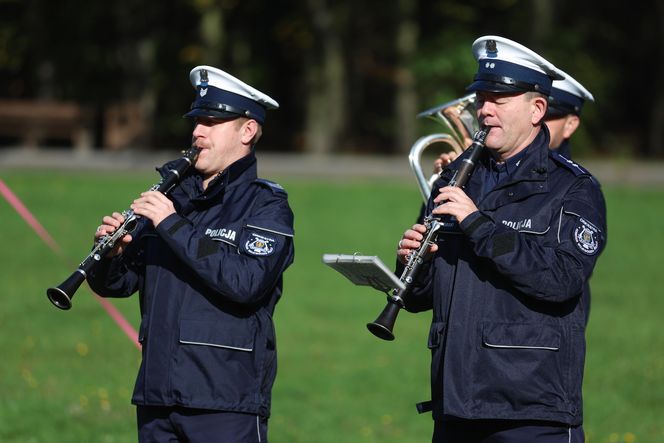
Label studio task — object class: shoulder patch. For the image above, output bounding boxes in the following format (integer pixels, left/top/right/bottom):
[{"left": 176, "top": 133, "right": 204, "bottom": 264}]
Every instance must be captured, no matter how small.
[
  {"left": 254, "top": 178, "right": 288, "bottom": 196},
  {"left": 549, "top": 151, "right": 591, "bottom": 177},
  {"left": 244, "top": 231, "right": 277, "bottom": 256},
  {"left": 572, "top": 217, "right": 601, "bottom": 255}
]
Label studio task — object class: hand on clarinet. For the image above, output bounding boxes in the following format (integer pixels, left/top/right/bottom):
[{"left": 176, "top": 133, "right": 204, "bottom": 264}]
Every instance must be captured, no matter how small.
[
  {"left": 95, "top": 212, "right": 132, "bottom": 257},
  {"left": 397, "top": 224, "right": 439, "bottom": 264},
  {"left": 432, "top": 186, "right": 478, "bottom": 223},
  {"left": 130, "top": 191, "right": 176, "bottom": 227}
]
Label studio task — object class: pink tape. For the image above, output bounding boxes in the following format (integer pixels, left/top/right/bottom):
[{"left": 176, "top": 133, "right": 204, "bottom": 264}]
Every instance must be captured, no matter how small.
[
  {"left": 0, "top": 178, "right": 63, "bottom": 257},
  {"left": 0, "top": 178, "right": 140, "bottom": 350},
  {"left": 93, "top": 294, "right": 140, "bottom": 347}
]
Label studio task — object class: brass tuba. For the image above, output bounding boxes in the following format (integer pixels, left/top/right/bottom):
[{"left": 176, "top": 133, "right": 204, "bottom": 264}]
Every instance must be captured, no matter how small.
[{"left": 409, "top": 93, "right": 478, "bottom": 202}]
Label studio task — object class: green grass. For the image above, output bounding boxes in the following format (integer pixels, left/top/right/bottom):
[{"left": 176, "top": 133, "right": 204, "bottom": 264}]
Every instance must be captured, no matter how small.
[{"left": 1, "top": 170, "right": 663, "bottom": 443}]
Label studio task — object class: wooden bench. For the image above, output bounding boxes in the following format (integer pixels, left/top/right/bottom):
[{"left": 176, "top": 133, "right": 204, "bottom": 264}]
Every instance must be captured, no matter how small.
[{"left": 0, "top": 99, "right": 93, "bottom": 150}]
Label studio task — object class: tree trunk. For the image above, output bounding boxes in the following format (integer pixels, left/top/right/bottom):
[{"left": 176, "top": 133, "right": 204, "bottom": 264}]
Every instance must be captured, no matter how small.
[
  {"left": 199, "top": 3, "right": 225, "bottom": 67},
  {"left": 304, "top": 0, "right": 347, "bottom": 154},
  {"left": 530, "top": 0, "right": 553, "bottom": 47},
  {"left": 394, "top": 0, "right": 419, "bottom": 154}
]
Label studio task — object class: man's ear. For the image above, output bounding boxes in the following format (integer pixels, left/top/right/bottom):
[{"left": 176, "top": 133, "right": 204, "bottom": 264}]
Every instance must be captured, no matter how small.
[
  {"left": 563, "top": 115, "right": 581, "bottom": 139},
  {"left": 531, "top": 95, "right": 548, "bottom": 125},
  {"left": 240, "top": 119, "right": 259, "bottom": 145}
]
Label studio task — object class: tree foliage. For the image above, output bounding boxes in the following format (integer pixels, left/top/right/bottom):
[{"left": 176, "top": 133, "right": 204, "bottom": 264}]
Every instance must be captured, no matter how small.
[{"left": 0, "top": 0, "right": 661, "bottom": 157}]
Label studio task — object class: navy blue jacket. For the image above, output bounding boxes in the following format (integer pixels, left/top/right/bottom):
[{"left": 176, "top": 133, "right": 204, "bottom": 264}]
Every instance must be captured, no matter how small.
[
  {"left": 406, "top": 127, "right": 606, "bottom": 425},
  {"left": 88, "top": 152, "right": 295, "bottom": 418}
]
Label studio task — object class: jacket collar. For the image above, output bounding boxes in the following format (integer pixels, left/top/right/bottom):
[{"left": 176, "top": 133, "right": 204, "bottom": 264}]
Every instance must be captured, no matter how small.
[
  {"left": 488, "top": 125, "right": 550, "bottom": 185},
  {"left": 196, "top": 151, "right": 257, "bottom": 202},
  {"left": 469, "top": 125, "right": 551, "bottom": 209},
  {"left": 163, "top": 151, "right": 257, "bottom": 206},
  {"left": 205, "top": 151, "right": 257, "bottom": 192}
]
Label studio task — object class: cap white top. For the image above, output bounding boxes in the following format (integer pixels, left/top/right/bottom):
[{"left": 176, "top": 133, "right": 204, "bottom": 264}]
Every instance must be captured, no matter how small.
[
  {"left": 551, "top": 67, "right": 594, "bottom": 102},
  {"left": 189, "top": 65, "right": 279, "bottom": 110},
  {"left": 472, "top": 35, "right": 562, "bottom": 79}
]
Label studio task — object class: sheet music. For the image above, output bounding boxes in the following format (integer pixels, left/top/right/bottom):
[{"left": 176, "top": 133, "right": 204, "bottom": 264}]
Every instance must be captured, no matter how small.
[{"left": 322, "top": 254, "right": 405, "bottom": 292}]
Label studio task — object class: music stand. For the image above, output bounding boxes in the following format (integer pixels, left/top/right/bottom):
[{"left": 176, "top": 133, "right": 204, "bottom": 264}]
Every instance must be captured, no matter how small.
[{"left": 322, "top": 254, "right": 405, "bottom": 293}]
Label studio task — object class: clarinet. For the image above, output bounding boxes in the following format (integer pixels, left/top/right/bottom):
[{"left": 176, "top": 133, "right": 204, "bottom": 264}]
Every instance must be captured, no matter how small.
[
  {"left": 366, "top": 127, "right": 488, "bottom": 340},
  {"left": 46, "top": 145, "right": 202, "bottom": 310}
]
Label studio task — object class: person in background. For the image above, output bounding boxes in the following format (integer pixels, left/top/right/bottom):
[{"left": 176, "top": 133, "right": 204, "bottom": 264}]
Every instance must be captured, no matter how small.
[
  {"left": 396, "top": 35, "right": 606, "bottom": 442},
  {"left": 88, "top": 65, "right": 295, "bottom": 443},
  {"left": 544, "top": 69, "right": 594, "bottom": 157}
]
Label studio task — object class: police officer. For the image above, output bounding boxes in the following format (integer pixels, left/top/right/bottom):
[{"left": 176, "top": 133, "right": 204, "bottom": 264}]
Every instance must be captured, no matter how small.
[
  {"left": 397, "top": 36, "right": 606, "bottom": 442},
  {"left": 545, "top": 69, "right": 595, "bottom": 157},
  {"left": 88, "top": 66, "right": 295, "bottom": 443}
]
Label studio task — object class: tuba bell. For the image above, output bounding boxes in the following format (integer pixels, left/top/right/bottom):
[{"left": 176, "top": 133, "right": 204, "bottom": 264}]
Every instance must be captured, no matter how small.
[{"left": 409, "top": 93, "right": 478, "bottom": 202}]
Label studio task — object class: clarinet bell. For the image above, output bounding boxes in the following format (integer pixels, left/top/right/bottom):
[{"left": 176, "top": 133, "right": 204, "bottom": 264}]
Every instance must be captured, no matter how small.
[
  {"left": 366, "top": 302, "right": 402, "bottom": 341},
  {"left": 47, "top": 269, "right": 87, "bottom": 310}
]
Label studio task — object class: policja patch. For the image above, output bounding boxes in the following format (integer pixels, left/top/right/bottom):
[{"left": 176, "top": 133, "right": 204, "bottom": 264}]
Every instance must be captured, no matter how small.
[
  {"left": 245, "top": 232, "right": 276, "bottom": 256},
  {"left": 573, "top": 217, "right": 600, "bottom": 255}
]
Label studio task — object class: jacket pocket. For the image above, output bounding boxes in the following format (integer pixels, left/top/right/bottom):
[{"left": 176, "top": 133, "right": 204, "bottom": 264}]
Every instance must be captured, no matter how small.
[
  {"left": 138, "top": 319, "right": 147, "bottom": 344},
  {"left": 482, "top": 322, "right": 560, "bottom": 351},
  {"left": 174, "top": 318, "right": 258, "bottom": 408},
  {"left": 179, "top": 319, "right": 254, "bottom": 352},
  {"left": 428, "top": 321, "right": 446, "bottom": 349},
  {"left": 475, "top": 322, "right": 568, "bottom": 413},
  {"left": 427, "top": 321, "right": 446, "bottom": 417}
]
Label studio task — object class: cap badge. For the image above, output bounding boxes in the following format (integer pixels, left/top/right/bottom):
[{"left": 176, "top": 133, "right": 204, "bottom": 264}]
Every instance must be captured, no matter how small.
[
  {"left": 200, "top": 69, "right": 209, "bottom": 84},
  {"left": 486, "top": 39, "right": 498, "bottom": 57},
  {"left": 198, "top": 69, "right": 209, "bottom": 97}
]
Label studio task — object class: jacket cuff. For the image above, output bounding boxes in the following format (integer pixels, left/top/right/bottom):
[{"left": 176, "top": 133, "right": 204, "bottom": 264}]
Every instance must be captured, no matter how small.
[
  {"left": 157, "top": 213, "right": 191, "bottom": 236},
  {"left": 459, "top": 211, "right": 491, "bottom": 237}
]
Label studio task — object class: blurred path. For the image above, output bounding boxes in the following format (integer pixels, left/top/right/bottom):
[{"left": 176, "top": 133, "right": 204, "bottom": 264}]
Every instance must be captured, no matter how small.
[{"left": 1, "top": 147, "right": 663, "bottom": 186}]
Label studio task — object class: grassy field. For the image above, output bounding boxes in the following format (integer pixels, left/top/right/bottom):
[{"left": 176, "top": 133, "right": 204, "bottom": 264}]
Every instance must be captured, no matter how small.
[{"left": 1, "top": 169, "right": 663, "bottom": 443}]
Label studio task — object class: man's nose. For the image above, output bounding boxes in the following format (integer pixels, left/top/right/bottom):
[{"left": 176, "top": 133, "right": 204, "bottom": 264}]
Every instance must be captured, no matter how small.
[
  {"left": 476, "top": 100, "right": 495, "bottom": 117},
  {"left": 192, "top": 123, "right": 205, "bottom": 137}
]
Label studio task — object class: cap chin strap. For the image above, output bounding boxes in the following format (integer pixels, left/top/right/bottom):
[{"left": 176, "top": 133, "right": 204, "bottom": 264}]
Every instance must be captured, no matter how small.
[
  {"left": 190, "top": 100, "right": 253, "bottom": 119},
  {"left": 473, "top": 73, "right": 547, "bottom": 94}
]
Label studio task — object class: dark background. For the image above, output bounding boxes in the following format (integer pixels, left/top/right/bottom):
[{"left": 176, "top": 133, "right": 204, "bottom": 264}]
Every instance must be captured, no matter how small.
[{"left": 1, "top": 0, "right": 661, "bottom": 158}]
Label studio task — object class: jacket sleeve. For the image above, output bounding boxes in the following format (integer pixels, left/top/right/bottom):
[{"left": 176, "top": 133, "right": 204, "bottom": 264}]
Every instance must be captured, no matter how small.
[
  {"left": 459, "top": 176, "right": 606, "bottom": 303},
  {"left": 154, "top": 189, "right": 295, "bottom": 306},
  {"left": 401, "top": 260, "right": 435, "bottom": 312},
  {"left": 86, "top": 239, "right": 144, "bottom": 298}
]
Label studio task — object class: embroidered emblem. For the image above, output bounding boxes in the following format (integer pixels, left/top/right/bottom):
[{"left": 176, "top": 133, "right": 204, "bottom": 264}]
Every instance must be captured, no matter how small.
[
  {"left": 200, "top": 87, "right": 208, "bottom": 97},
  {"left": 245, "top": 233, "right": 275, "bottom": 256},
  {"left": 573, "top": 218, "right": 600, "bottom": 255}
]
